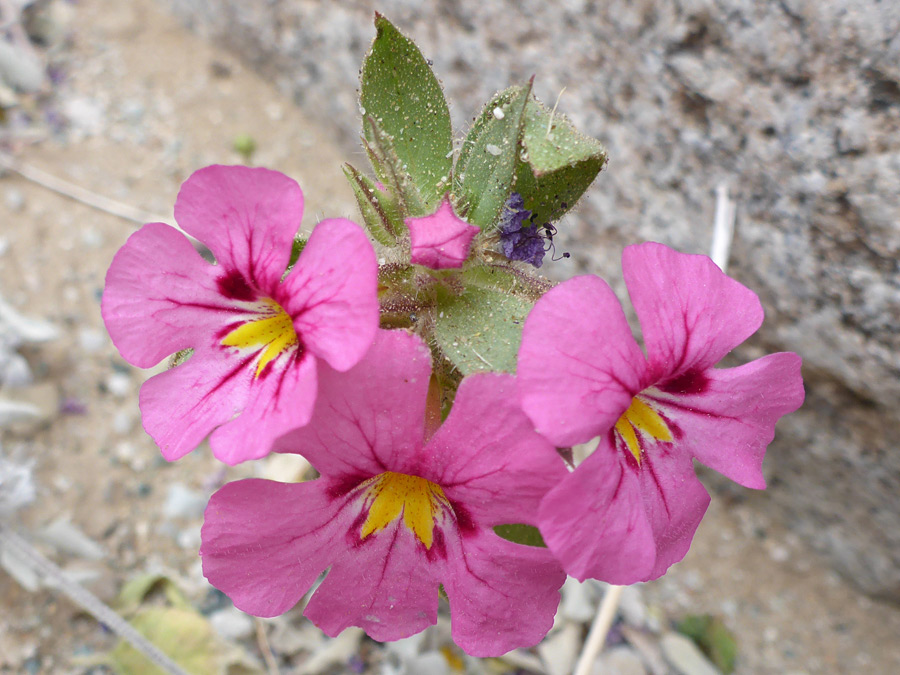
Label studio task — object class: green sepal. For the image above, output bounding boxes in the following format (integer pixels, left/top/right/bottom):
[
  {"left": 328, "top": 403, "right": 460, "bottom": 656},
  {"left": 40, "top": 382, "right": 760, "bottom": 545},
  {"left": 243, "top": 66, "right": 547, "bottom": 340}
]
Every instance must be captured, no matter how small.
[
  {"left": 493, "top": 524, "right": 547, "bottom": 547},
  {"left": 287, "top": 236, "right": 307, "bottom": 270},
  {"left": 514, "top": 96, "right": 608, "bottom": 224},
  {"left": 433, "top": 284, "right": 533, "bottom": 375},
  {"left": 462, "top": 262, "right": 552, "bottom": 302},
  {"left": 453, "top": 82, "right": 532, "bottom": 230},
  {"left": 363, "top": 115, "right": 427, "bottom": 217},
  {"left": 360, "top": 14, "right": 453, "bottom": 209},
  {"left": 343, "top": 163, "right": 402, "bottom": 247}
]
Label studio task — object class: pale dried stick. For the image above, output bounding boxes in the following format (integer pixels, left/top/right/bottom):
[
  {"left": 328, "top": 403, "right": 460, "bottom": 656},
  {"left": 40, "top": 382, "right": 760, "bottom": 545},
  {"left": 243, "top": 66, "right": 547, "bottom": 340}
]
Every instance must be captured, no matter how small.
[
  {"left": 255, "top": 618, "right": 280, "bottom": 675},
  {"left": 0, "top": 524, "right": 190, "bottom": 675},
  {"left": 711, "top": 181, "right": 736, "bottom": 273},
  {"left": 572, "top": 584, "right": 624, "bottom": 675},
  {"left": 0, "top": 152, "right": 171, "bottom": 226}
]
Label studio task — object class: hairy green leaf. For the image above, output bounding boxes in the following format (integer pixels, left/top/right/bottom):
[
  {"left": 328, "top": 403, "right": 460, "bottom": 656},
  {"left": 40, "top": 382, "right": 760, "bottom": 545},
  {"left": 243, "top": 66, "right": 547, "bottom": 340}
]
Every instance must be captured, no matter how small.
[
  {"left": 434, "top": 285, "right": 533, "bottom": 375},
  {"left": 454, "top": 83, "right": 531, "bottom": 230},
  {"left": 360, "top": 14, "right": 452, "bottom": 209},
  {"left": 514, "top": 96, "right": 608, "bottom": 224}
]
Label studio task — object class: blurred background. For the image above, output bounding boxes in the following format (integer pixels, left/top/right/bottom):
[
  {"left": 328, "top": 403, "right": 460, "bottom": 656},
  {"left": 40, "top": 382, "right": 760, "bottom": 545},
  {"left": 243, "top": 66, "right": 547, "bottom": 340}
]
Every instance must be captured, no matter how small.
[{"left": 1, "top": 0, "right": 898, "bottom": 673}]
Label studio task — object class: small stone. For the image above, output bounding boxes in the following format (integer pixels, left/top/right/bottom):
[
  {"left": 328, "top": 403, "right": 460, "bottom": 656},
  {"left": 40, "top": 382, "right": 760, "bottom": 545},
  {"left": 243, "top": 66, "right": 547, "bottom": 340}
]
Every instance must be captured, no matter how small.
[
  {"left": 38, "top": 516, "right": 104, "bottom": 560},
  {"left": 112, "top": 409, "right": 134, "bottom": 435},
  {"left": 619, "top": 584, "right": 647, "bottom": 628},
  {"left": 408, "top": 652, "right": 449, "bottom": 675},
  {"left": 660, "top": 632, "right": 721, "bottom": 675},
  {"left": 595, "top": 645, "right": 647, "bottom": 675},
  {"left": 297, "top": 627, "right": 365, "bottom": 675},
  {"left": 210, "top": 606, "right": 255, "bottom": 641},
  {"left": 5, "top": 188, "right": 24, "bottom": 212},
  {"left": 163, "top": 483, "right": 207, "bottom": 520},
  {"left": 105, "top": 372, "right": 131, "bottom": 398},
  {"left": 538, "top": 622, "right": 581, "bottom": 675},
  {"left": 561, "top": 576, "right": 597, "bottom": 623}
]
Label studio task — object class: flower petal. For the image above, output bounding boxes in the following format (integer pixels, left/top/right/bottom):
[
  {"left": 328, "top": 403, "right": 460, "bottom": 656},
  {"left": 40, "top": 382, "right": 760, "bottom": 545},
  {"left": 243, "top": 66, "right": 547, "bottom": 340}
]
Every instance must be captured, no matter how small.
[
  {"left": 275, "top": 330, "right": 432, "bottom": 479},
  {"left": 518, "top": 275, "right": 647, "bottom": 448},
  {"left": 174, "top": 165, "right": 303, "bottom": 293},
  {"left": 538, "top": 438, "right": 657, "bottom": 583},
  {"left": 426, "top": 373, "right": 566, "bottom": 527},
  {"left": 646, "top": 352, "right": 805, "bottom": 489},
  {"left": 304, "top": 519, "right": 442, "bottom": 642},
  {"left": 200, "top": 478, "right": 345, "bottom": 617},
  {"left": 407, "top": 198, "right": 479, "bottom": 269},
  {"left": 101, "top": 222, "right": 235, "bottom": 368},
  {"left": 139, "top": 349, "right": 255, "bottom": 461},
  {"left": 281, "top": 218, "right": 379, "bottom": 372},
  {"left": 622, "top": 242, "right": 764, "bottom": 378},
  {"left": 207, "top": 353, "right": 317, "bottom": 465},
  {"left": 443, "top": 529, "right": 564, "bottom": 657},
  {"left": 638, "top": 447, "right": 711, "bottom": 580}
]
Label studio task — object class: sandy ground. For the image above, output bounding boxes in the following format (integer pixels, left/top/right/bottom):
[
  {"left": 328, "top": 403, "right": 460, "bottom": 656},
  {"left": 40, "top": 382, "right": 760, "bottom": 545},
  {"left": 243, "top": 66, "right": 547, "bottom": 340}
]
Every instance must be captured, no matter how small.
[{"left": 1, "top": 0, "right": 900, "bottom": 673}]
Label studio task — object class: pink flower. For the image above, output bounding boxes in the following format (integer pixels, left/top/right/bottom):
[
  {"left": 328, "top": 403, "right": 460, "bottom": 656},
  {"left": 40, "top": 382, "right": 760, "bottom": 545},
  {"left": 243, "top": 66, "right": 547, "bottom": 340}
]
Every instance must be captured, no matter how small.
[
  {"left": 101, "top": 165, "right": 379, "bottom": 465},
  {"left": 200, "top": 330, "right": 566, "bottom": 656},
  {"left": 517, "top": 242, "right": 804, "bottom": 584},
  {"left": 406, "top": 197, "right": 479, "bottom": 269}
]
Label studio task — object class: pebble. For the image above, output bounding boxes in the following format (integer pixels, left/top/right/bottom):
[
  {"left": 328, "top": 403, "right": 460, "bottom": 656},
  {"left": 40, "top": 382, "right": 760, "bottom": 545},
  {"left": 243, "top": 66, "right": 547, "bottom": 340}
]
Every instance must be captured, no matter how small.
[
  {"left": 561, "top": 576, "right": 599, "bottom": 623},
  {"left": 77, "top": 328, "right": 106, "bottom": 354},
  {"left": 595, "top": 645, "right": 648, "bottom": 675},
  {"left": 38, "top": 516, "right": 105, "bottom": 560},
  {"left": 297, "top": 627, "right": 364, "bottom": 675},
  {"left": 112, "top": 409, "right": 134, "bottom": 435},
  {"left": 105, "top": 371, "right": 131, "bottom": 397},
  {"left": 210, "top": 605, "right": 255, "bottom": 641},
  {"left": 5, "top": 188, "right": 24, "bottom": 212},
  {"left": 538, "top": 622, "right": 581, "bottom": 675},
  {"left": 163, "top": 483, "right": 208, "bottom": 520},
  {"left": 660, "top": 632, "right": 721, "bottom": 675},
  {"left": 619, "top": 584, "right": 648, "bottom": 628}
]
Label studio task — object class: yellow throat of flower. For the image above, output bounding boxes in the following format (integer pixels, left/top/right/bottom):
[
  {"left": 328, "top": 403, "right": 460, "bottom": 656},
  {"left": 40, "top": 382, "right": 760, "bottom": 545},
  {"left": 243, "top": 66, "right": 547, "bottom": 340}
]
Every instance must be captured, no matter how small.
[
  {"left": 359, "top": 471, "right": 450, "bottom": 549},
  {"left": 614, "top": 396, "right": 673, "bottom": 464},
  {"left": 221, "top": 298, "right": 299, "bottom": 377}
]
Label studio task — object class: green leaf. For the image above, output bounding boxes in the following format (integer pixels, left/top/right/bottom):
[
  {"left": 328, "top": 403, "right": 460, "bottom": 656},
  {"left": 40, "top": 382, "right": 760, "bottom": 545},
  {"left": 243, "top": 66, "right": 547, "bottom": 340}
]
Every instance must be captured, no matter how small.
[
  {"left": 514, "top": 96, "right": 608, "bottom": 224},
  {"left": 454, "top": 83, "right": 531, "bottom": 230},
  {"left": 677, "top": 614, "right": 738, "bottom": 674},
  {"left": 116, "top": 573, "right": 190, "bottom": 615},
  {"left": 433, "top": 285, "right": 533, "bottom": 375},
  {"left": 363, "top": 115, "right": 427, "bottom": 216},
  {"left": 360, "top": 14, "right": 452, "bottom": 209},
  {"left": 343, "top": 163, "right": 402, "bottom": 246},
  {"left": 493, "top": 524, "right": 547, "bottom": 547}
]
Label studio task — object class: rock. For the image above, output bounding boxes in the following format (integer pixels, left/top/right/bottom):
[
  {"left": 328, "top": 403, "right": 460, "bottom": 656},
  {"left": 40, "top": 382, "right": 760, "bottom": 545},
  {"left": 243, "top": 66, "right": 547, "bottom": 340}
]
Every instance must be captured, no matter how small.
[
  {"left": 209, "top": 606, "right": 255, "bottom": 641},
  {"left": 37, "top": 516, "right": 104, "bottom": 560},
  {"left": 618, "top": 584, "right": 648, "bottom": 629},
  {"left": 660, "top": 632, "right": 721, "bottom": 675},
  {"left": 561, "top": 576, "right": 599, "bottom": 623},
  {"left": 595, "top": 646, "right": 647, "bottom": 675},
  {"left": 3, "top": 382, "right": 59, "bottom": 433},
  {"left": 104, "top": 372, "right": 131, "bottom": 398},
  {"left": 538, "top": 622, "right": 581, "bottom": 675},
  {"left": 161, "top": 0, "right": 900, "bottom": 602},
  {"left": 5, "top": 189, "right": 25, "bottom": 212},
  {"left": 162, "top": 483, "right": 207, "bottom": 520},
  {"left": 297, "top": 627, "right": 364, "bottom": 675}
]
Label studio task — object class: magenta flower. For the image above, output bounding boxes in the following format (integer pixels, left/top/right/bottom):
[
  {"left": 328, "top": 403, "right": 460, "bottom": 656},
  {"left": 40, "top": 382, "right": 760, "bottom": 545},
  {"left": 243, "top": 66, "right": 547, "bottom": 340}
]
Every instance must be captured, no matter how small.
[
  {"left": 406, "top": 197, "right": 479, "bottom": 269},
  {"left": 201, "top": 330, "right": 566, "bottom": 656},
  {"left": 101, "top": 165, "right": 379, "bottom": 465},
  {"left": 517, "top": 242, "right": 804, "bottom": 584}
]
